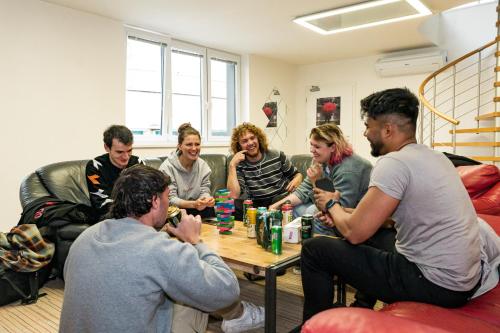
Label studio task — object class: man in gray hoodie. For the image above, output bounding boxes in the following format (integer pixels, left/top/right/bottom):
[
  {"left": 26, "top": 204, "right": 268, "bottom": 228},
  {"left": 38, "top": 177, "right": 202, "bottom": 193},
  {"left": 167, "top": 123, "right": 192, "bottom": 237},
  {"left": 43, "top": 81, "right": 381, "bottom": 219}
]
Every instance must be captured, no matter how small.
[{"left": 59, "top": 165, "right": 240, "bottom": 333}]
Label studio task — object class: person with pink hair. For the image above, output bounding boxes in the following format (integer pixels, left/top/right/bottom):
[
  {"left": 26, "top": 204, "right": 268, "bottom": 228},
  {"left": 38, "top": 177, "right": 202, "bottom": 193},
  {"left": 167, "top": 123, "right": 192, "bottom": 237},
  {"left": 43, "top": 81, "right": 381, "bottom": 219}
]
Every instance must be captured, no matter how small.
[{"left": 271, "top": 123, "right": 372, "bottom": 235}]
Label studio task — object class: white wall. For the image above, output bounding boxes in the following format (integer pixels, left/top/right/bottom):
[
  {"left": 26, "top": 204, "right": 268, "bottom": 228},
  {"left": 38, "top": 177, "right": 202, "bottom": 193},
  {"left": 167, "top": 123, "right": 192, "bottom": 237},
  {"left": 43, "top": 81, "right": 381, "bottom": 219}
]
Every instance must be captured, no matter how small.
[
  {"left": 0, "top": 1, "right": 297, "bottom": 232},
  {"left": 295, "top": 55, "right": 428, "bottom": 162},
  {"left": 247, "top": 55, "right": 297, "bottom": 154},
  {"left": 1, "top": 0, "right": 493, "bottom": 232},
  {"left": 420, "top": 2, "right": 497, "bottom": 62},
  {"left": 0, "top": 0, "right": 127, "bottom": 231}
]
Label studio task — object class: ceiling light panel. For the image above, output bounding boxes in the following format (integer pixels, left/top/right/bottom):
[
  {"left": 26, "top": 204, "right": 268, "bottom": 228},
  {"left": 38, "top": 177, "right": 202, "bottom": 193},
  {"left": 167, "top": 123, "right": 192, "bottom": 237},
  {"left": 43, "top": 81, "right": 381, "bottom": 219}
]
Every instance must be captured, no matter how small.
[{"left": 293, "top": 0, "right": 432, "bottom": 35}]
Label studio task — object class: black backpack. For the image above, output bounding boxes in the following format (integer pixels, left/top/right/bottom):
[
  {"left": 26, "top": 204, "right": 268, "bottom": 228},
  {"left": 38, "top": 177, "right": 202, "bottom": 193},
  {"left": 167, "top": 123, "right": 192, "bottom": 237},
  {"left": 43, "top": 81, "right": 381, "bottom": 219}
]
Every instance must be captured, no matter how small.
[
  {"left": 0, "top": 263, "right": 52, "bottom": 306},
  {"left": 18, "top": 196, "right": 98, "bottom": 232}
]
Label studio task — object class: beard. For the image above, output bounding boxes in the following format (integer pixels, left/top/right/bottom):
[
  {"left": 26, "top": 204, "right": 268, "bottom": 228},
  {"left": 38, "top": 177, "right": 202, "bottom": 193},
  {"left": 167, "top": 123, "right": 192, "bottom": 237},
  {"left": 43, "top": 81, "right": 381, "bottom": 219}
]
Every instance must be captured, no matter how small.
[
  {"left": 369, "top": 140, "right": 384, "bottom": 157},
  {"left": 245, "top": 145, "right": 260, "bottom": 158}
]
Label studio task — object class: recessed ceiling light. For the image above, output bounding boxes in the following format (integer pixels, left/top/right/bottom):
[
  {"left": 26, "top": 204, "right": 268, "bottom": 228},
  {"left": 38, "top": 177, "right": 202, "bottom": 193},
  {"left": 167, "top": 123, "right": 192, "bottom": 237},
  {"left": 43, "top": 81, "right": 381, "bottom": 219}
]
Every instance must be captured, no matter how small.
[{"left": 293, "top": 0, "right": 432, "bottom": 35}]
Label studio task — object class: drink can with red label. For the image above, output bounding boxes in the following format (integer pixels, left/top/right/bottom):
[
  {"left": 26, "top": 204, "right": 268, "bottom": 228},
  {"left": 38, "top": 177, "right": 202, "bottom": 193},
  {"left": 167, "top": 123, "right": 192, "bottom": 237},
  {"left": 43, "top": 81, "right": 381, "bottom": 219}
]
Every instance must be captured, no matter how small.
[{"left": 243, "top": 199, "right": 253, "bottom": 226}]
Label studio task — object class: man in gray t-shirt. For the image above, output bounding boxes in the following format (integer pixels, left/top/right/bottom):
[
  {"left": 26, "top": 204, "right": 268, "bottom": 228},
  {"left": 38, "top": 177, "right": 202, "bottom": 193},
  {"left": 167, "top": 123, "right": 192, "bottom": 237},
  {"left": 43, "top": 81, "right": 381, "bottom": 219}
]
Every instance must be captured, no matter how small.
[{"left": 299, "top": 88, "right": 481, "bottom": 324}]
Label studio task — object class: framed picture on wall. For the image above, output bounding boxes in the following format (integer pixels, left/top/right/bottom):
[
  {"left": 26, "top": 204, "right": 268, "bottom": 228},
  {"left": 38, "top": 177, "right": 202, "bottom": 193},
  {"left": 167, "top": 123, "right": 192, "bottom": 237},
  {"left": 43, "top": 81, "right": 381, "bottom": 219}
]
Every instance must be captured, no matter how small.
[
  {"left": 305, "top": 83, "right": 355, "bottom": 152},
  {"left": 262, "top": 101, "right": 278, "bottom": 128},
  {"left": 316, "top": 96, "right": 340, "bottom": 126}
]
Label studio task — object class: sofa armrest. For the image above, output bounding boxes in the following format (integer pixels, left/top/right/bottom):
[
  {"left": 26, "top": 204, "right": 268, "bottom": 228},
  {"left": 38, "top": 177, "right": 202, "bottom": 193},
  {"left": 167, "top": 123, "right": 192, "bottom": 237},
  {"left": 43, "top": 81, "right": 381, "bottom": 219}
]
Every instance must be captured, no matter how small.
[{"left": 57, "top": 223, "right": 89, "bottom": 240}]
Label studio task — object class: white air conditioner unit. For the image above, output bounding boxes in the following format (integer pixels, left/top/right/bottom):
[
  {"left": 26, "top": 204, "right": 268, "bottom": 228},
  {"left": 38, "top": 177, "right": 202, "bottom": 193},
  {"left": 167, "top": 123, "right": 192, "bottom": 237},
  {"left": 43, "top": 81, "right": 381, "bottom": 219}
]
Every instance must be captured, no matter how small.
[{"left": 375, "top": 47, "right": 447, "bottom": 77}]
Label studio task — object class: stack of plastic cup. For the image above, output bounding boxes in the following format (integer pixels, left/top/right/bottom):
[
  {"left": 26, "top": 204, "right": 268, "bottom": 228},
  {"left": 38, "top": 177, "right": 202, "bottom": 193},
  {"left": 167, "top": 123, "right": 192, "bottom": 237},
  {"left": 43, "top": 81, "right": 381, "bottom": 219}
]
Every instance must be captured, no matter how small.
[{"left": 214, "top": 189, "right": 235, "bottom": 234}]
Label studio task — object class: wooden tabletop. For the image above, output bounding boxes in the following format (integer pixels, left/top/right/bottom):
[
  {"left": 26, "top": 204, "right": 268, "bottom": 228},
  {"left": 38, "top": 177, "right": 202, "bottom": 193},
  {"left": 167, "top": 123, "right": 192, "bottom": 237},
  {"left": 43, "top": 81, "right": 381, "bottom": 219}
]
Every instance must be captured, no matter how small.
[{"left": 201, "top": 221, "right": 301, "bottom": 275}]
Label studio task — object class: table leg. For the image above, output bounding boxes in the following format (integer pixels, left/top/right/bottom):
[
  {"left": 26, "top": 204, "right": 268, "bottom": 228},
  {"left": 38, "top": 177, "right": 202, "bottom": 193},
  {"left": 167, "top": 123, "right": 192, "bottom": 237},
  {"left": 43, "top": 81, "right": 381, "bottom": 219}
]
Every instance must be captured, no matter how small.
[
  {"left": 264, "top": 265, "right": 277, "bottom": 332},
  {"left": 264, "top": 255, "right": 300, "bottom": 333}
]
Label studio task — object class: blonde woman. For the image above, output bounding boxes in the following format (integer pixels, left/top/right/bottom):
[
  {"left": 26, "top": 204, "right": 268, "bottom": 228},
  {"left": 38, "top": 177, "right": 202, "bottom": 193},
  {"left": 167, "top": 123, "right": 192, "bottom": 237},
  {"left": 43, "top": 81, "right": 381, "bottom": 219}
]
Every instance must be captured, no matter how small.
[{"left": 271, "top": 123, "right": 372, "bottom": 235}]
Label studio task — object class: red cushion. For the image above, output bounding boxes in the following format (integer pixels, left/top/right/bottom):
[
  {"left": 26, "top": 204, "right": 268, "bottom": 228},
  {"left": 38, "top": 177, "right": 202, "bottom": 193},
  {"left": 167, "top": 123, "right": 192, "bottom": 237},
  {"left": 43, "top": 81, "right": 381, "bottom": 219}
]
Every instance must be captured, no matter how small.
[
  {"left": 380, "top": 301, "right": 500, "bottom": 332},
  {"left": 452, "top": 285, "right": 500, "bottom": 326},
  {"left": 478, "top": 214, "right": 500, "bottom": 235},
  {"left": 302, "top": 308, "right": 451, "bottom": 333},
  {"left": 457, "top": 165, "right": 500, "bottom": 199},
  {"left": 473, "top": 182, "right": 500, "bottom": 215}
]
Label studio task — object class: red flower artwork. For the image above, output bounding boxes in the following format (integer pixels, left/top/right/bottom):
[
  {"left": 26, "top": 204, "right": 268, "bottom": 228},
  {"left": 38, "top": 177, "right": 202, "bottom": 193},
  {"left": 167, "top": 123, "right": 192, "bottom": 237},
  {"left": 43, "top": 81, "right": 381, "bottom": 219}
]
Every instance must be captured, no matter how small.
[
  {"left": 322, "top": 101, "right": 337, "bottom": 114},
  {"left": 263, "top": 106, "right": 273, "bottom": 117}
]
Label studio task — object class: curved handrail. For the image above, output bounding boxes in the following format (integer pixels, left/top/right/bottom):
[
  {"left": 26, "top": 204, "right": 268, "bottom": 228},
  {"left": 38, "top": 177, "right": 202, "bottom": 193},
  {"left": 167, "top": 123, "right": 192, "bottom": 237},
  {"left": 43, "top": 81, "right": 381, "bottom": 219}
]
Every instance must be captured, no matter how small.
[{"left": 418, "top": 39, "right": 496, "bottom": 126}]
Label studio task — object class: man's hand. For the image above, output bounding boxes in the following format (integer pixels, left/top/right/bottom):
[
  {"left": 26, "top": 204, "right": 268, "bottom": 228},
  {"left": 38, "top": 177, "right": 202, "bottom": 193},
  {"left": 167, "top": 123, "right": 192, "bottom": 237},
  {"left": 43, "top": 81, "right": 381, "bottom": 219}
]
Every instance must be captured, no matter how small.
[
  {"left": 313, "top": 188, "right": 340, "bottom": 211},
  {"left": 306, "top": 163, "right": 323, "bottom": 185},
  {"left": 166, "top": 210, "right": 201, "bottom": 245},
  {"left": 286, "top": 174, "right": 302, "bottom": 193},
  {"left": 314, "top": 211, "right": 335, "bottom": 228},
  {"left": 229, "top": 150, "right": 247, "bottom": 168}
]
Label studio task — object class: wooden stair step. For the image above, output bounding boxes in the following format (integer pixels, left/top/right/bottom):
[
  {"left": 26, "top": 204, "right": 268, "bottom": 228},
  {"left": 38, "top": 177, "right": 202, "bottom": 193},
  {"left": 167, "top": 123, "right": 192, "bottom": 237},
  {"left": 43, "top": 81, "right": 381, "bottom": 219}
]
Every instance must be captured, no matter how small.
[
  {"left": 497, "top": 20, "right": 500, "bottom": 27},
  {"left": 475, "top": 112, "right": 500, "bottom": 120},
  {"left": 496, "top": 50, "right": 500, "bottom": 57},
  {"left": 496, "top": 36, "right": 500, "bottom": 43},
  {"left": 495, "top": 66, "right": 500, "bottom": 72},
  {"left": 449, "top": 127, "right": 500, "bottom": 134},
  {"left": 432, "top": 142, "right": 500, "bottom": 147},
  {"left": 494, "top": 82, "right": 500, "bottom": 87},
  {"left": 469, "top": 156, "right": 500, "bottom": 162},
  {"left": 494, "top": 96, "right": 500, "bottom": 102}
]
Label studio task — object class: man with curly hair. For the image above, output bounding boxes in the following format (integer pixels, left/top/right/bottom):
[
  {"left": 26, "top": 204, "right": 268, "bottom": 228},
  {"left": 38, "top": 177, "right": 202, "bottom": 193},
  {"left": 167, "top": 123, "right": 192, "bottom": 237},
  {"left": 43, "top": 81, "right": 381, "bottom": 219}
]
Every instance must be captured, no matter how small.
[{"left": 227, "top": 122, "right": 303, "bottom": 218}]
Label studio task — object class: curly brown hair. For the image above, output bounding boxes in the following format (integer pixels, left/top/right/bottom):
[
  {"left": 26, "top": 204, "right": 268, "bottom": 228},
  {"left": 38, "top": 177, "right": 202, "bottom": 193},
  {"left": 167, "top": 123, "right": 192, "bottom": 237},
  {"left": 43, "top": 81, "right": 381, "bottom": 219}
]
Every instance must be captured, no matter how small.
[{"left": 230, "top": 122, "right": 269, "bottom": 154}]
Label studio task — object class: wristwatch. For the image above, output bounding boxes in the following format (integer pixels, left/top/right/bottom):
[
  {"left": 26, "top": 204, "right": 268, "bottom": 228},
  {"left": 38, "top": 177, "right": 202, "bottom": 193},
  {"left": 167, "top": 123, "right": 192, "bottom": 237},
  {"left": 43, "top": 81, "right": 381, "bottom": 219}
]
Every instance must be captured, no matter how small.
[{"left": 326, "top": 199, "right": 340, "bottom": 210}]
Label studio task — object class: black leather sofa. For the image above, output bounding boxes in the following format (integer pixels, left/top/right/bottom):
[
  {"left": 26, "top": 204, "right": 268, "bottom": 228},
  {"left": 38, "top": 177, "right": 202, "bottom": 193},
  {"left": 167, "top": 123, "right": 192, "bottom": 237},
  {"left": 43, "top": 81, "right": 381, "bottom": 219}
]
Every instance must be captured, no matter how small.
[{"left": 19, "top": 153, "right": 312, "bottom": 277}]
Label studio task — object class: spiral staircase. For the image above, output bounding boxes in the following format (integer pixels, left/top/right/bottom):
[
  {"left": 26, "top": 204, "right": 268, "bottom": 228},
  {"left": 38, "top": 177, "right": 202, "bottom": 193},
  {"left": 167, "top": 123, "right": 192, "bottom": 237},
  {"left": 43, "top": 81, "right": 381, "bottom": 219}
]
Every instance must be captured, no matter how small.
[{"left": 418, "top": 4, "right": 500, "bottom": 166}]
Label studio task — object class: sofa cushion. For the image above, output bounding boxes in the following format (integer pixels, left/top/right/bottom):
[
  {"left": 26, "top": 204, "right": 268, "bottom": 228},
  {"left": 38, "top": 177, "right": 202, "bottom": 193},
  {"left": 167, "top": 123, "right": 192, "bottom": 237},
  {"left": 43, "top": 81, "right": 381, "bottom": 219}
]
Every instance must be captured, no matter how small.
[
  {"left": 457, "top": 165, "right": 500, "bottom": 199},
  {"left": 142, "top": 157, "right": 163, "bottom": 169},
  {"left": 473, "top": 182, "right": 500, "bottom": 216},
  {"left": 451, "top": 284, "right": 500, "bottom": 327},
  {"left": 380, "top": 301, "right": 500, "bottom": 333},
  {"left": 290, "top": 154, "right": 312, "bottom": 179},
  {"left": 36, "top": 160, "right": 91, "bottom": 206},
  {"left": 302, "top": 308, "right": 451, "bottom": 333},
  {"left": 19, "top": 173, "right": 51, "bottom": 209},
  {"left": 199, "top": 154, "right": 227, "bottom": 194}
]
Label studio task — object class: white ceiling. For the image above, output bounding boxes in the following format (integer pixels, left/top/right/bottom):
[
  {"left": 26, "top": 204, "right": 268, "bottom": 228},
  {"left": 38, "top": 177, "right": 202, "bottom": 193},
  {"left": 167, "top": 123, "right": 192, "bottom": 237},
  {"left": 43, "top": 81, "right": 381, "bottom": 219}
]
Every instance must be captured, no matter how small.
[{"left": 42, "top": 0, "right": 471, "bottom": 65}]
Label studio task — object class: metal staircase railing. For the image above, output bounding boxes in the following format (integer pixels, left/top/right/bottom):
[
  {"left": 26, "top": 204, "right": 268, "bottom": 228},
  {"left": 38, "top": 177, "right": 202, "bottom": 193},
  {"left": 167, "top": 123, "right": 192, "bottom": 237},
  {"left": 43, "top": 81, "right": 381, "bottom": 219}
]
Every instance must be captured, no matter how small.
[{"left": 418, "top": 39, "right": 499, "bottom": 163}]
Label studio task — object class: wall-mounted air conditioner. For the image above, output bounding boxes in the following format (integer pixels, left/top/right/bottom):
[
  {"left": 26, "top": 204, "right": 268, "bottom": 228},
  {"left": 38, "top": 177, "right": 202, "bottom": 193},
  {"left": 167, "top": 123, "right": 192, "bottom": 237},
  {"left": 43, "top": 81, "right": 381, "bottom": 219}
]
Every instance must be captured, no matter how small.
[{"left": 375, "top": 47, "right": 447, "bottom": 77}]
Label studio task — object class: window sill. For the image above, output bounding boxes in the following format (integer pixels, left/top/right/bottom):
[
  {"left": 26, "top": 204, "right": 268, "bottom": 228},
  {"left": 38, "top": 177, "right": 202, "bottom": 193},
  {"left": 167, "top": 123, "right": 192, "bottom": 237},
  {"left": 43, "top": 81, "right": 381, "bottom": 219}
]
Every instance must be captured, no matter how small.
[{"left": 134, "top": 141, "right": 230, "bottom": 149}]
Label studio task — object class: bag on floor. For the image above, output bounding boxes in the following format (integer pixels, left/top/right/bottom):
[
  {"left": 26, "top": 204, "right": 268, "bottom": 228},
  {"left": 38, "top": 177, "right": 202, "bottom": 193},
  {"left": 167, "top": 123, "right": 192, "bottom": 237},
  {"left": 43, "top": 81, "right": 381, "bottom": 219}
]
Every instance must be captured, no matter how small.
[
  {"left": 0, "top": 264, "right": 52, "bottom": 306},
  {"left": 0, "top": 224, "right": 55, "bottom": 306}
]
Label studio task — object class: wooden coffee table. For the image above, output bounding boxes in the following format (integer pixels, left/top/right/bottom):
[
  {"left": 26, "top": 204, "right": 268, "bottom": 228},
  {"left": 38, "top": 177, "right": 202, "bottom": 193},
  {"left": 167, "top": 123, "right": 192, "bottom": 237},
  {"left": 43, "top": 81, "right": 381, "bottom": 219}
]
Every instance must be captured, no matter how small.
[{"left": 201, "top": 221, "right": 301, "bottom": 332}]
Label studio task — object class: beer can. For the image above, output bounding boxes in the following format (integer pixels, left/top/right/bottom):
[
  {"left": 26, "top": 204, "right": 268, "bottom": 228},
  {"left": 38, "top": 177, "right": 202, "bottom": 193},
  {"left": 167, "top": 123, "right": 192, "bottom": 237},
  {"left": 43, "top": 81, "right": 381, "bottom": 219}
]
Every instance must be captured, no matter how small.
[
  {"left": 301, "top": 214, "right": 313, "bottom": 241},
  {"left": 281, "top": 203, "right": 293, "bottom": 227},
  {"left": 256, "top": 207, "right": 269, "bottom": 249},
  {"left": 246, "top": 207, "right": 257, "bottom": 238},
  {"left": 271, "top": 225, "right": 282, "bottom": 254},
  {"left": 243, "top": 199, "right": 253, "bottom": 226}
]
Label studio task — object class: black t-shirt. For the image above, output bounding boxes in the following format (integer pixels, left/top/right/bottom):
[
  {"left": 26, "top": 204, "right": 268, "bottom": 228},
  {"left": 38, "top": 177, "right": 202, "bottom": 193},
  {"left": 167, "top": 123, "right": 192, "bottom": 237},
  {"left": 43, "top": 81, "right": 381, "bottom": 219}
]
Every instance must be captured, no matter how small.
[{"left": 85, "top": 154, "right": 141, "bottom": 221}]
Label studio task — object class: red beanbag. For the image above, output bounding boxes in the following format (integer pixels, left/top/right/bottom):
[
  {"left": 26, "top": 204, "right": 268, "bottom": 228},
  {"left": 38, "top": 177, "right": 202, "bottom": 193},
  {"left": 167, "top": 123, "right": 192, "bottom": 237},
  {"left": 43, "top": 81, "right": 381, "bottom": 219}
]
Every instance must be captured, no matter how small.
[
  {"left": 472, "top": 181, "right": 500, "bottom": 215},
  {"left": 457, "top": 165, "right": 500, "bottom": 199}
]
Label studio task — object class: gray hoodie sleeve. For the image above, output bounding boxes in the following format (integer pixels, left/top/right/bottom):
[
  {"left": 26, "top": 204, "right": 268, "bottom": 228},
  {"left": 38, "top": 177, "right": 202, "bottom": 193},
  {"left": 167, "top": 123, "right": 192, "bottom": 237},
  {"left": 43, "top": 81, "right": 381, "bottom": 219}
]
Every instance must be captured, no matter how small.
[
  {"left": 159, "top": 159, "right": 182, "bottom": 207},
  {"left": 154, "top": 240, "right": 240, "bottom": 312}
]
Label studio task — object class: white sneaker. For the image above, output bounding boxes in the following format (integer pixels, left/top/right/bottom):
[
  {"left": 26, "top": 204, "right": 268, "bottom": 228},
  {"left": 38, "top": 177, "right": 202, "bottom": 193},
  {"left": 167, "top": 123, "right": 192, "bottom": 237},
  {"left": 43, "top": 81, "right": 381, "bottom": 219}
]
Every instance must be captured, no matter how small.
[{"left": 221, "top": 301, "right": 265, "bottom": 333}]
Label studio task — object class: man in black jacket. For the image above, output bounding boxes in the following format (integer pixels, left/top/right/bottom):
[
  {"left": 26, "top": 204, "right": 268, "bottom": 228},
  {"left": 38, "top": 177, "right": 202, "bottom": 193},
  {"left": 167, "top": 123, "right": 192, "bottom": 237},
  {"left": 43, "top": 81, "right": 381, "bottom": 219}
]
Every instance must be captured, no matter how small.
[{"left": 86, "top": 125, "right": 142, "bottom": 221}]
